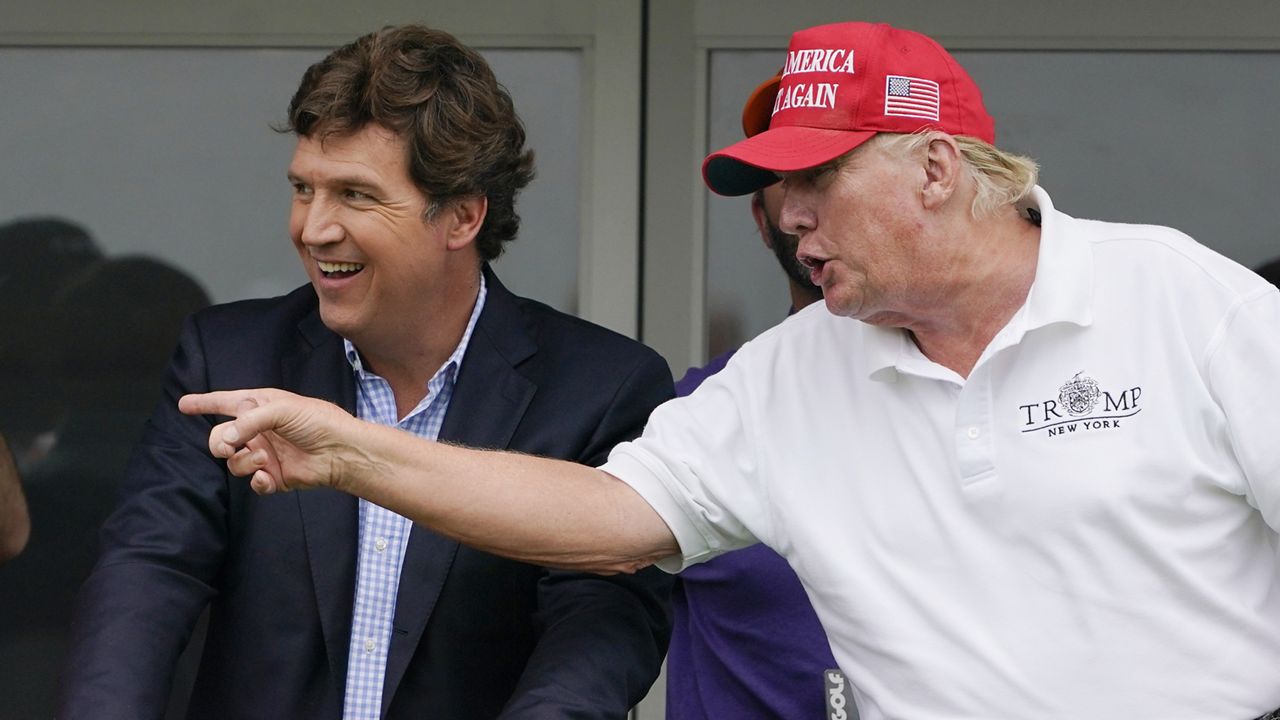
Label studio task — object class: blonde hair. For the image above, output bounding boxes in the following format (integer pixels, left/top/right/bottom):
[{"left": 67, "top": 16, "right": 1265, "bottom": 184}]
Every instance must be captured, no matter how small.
[{"left": 877, "top": 131, "right": 1038, "bottom": 219}]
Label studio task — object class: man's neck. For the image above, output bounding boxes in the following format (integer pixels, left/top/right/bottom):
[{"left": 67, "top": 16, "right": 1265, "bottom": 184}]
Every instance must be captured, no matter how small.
[
  {"left": 352, "top": 274, "right": 482, "bottom": 418},
  {"left": 902, "top": 211, "right": 1042, "bottom": 379}
]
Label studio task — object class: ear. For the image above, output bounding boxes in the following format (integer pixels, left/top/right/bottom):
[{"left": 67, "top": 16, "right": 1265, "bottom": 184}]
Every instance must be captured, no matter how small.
[
  {"left": 443, "top": 195, "right": 488, "bottom": 251},
  {"left": 750, "top": 192, "right": 774, "bottom": 251},
  {"left": 920, "top": 134, "right": 962, "bottom": 211}
]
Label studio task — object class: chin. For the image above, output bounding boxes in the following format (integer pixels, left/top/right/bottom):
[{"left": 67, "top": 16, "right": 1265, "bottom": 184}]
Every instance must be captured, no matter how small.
[
  {"left": 822, "top": 293, "right": 860, "bottom": 318},
  {"left": 317, "top": 306, "right": 363, "bottom": 338}
]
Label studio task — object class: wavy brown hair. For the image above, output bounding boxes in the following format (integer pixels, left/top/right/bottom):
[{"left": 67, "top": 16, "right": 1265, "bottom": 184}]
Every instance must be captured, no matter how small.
[{"left": 285, "top": 25, "right": 535, "bottom": 261}]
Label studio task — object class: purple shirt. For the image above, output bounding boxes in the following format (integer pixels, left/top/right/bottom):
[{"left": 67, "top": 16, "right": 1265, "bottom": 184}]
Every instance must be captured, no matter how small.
[{"left": 666, "top": 349, "right": 841, "bottom": 719}]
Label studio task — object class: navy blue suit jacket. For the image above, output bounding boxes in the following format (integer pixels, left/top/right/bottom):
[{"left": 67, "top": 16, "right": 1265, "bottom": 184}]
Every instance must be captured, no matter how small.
[{"left": 59, "top": 267, "right": 675, "bottom": 719}]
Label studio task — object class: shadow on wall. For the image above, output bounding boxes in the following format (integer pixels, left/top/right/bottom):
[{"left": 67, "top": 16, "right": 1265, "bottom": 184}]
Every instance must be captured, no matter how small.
[
  {"left": 0, "top": 216, "right": 211, "bottom": 720},
  {"left": 0, "top": 218, "right": 103, "bottom": 470}
]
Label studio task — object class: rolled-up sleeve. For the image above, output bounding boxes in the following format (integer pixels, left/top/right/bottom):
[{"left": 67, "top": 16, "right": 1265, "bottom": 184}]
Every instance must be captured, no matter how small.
[{"left": 602, "top": 349, "right": 772, "bottom": 573}]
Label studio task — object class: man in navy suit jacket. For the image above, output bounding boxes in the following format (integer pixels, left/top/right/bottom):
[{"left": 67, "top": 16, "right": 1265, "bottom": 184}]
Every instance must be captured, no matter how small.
[{"left": 58, "top": 25, "right": 673, "bottom": 720}]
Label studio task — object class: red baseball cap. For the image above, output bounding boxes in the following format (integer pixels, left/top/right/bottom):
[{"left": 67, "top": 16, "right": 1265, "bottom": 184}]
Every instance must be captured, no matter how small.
[{"left": 704, "top": 22, "right": 995, "bottom": 196}]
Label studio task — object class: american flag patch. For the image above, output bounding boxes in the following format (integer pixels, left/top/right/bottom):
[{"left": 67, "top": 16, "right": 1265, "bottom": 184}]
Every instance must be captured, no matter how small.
[{"left": 884, "top": 75, "right": 940, "bottom": 121}]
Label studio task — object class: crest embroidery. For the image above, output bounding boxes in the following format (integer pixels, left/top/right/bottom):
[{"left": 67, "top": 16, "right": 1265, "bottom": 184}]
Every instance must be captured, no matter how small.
[{"left": 1058, "top": 372, "right": 1101, "bottom": 416}]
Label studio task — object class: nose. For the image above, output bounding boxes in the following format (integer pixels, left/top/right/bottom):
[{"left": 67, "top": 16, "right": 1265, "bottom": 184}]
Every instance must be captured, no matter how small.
[
  {"left": 295, "top": 196, "right": 344, "bottom": 248},
  {"left": 778, "top": 184, "right": 815, "bottom": 238}
]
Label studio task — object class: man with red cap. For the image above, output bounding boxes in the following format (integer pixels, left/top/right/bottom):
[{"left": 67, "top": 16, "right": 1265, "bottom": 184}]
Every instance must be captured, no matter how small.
[{"left": 180, "top": 21, "right": 1280, "bottom": 720}]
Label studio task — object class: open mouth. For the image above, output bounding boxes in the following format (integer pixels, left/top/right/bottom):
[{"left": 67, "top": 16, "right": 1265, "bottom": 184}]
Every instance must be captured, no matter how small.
[
  {"left": 799, "top": 256, "right": 827, "bottom": 284},
  {"left": 317, "top": 260, "right": 365, "bottom": 279}
]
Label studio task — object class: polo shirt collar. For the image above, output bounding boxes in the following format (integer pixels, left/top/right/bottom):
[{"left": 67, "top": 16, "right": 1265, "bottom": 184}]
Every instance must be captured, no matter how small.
[
  {"left": 865, "top": 185, "right": 1094, "bottom": 381},
  {"left": 1017, "top": 186, "right": 1094, "bottom": 334}
]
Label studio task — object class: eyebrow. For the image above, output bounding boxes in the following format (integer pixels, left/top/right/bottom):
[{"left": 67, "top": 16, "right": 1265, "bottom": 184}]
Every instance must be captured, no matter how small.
[
  {"left": 812, "top": 152, "right": 852, "bottom": 175},
  {"left": 286, "top": 171, "right": 383, "bottom": 192}
]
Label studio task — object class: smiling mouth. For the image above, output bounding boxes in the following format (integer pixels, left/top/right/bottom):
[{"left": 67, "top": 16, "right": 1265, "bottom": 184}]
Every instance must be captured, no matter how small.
[{"left": 317, "top": 260, "right": 365, "bottom": 279}]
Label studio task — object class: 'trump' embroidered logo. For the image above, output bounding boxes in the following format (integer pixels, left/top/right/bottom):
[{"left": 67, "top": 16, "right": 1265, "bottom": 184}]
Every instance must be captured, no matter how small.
[
  {"left": 1057, "top": 371, "right": 1100, "bottom": 416},
  {"left": 1018, "top": 372, "right": 1142, "bottom": 437}
]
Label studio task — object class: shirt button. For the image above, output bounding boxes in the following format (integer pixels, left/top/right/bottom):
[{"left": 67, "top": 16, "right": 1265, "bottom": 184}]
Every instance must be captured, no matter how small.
[
  {"left": 364, "top": 638, "right": 376, "bottom": 653},
  {"left": 966, "top": 426, "right": 981, "bottom": 440},
  {"left": 375, "top": 537, "right": 388, "bottom": 552}
]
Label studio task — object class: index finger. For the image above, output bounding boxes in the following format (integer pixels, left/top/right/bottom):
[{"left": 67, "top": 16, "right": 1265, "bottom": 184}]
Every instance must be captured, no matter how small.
[{"left": 179, "top": 390, "right": 266, "bottom": 418}]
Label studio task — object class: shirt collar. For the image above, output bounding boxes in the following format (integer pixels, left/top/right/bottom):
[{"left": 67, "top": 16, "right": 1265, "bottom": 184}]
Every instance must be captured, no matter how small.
[
  {"left": 343, "top": 272, "right": 489, "bottom": 383},
  {"left": 1016, "top": 185, "right": 1094, "bottom": 333},
  {"left": 865, "top": 185, "right": 1093, "bottom": 381}
]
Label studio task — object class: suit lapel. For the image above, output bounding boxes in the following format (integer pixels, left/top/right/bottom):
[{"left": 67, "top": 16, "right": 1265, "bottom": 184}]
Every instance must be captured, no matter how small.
[
  {"left": 380, "top": 268, "right": 537, "bottom": 715},
  {"left": 284, "top": 306, "right": 360, "bottom": 692}
]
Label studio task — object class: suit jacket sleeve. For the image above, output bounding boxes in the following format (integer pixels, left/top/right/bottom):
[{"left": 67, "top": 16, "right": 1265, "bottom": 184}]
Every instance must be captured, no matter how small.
[
  {"left": 57, "top": 316, "right": 227, "bottom": 719},
  {"left": 499, "top": 350, "right": 676, "bottom": 719}
]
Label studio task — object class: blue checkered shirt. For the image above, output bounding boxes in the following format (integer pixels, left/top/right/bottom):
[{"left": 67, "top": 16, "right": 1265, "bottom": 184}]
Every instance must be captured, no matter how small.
[{"left": 340, "top": 275, "right": 487, "bottom": 720}]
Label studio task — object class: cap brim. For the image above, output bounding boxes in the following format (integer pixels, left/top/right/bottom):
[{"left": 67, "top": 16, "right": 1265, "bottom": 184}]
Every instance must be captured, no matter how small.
[{"left": 702, "top": 126, "right": 877, "bottom": 196}]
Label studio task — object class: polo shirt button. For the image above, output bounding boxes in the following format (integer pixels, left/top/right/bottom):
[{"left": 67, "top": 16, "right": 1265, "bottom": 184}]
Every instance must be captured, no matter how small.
[
  {"left": 375, "top": 537, "right": 388, "bottom": 552},
  {"left": 966, "top": 426, "right": 981, "bottom": 440}
]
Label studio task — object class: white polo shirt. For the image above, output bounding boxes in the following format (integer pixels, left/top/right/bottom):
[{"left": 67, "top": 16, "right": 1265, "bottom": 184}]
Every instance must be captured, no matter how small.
[{"left": 603, "top": 187, "right": 1280, "bottom": 720}]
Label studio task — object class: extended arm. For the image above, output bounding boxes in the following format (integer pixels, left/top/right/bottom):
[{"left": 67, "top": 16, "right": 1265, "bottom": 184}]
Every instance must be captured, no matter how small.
[
  {"left": 179, "top": 389, "right": 679, "bottom": 574},
  {"left": 0, "top": 432, "right": 30, "bottom": 563}
]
